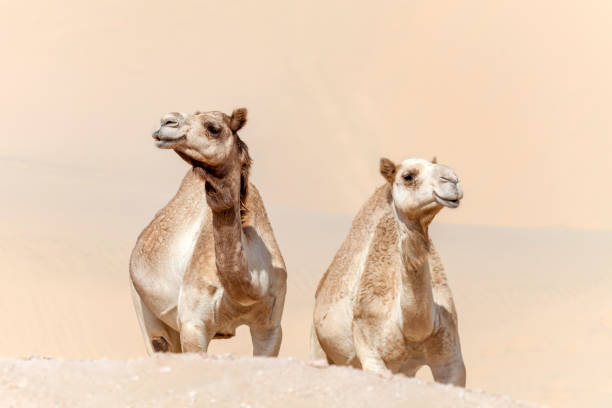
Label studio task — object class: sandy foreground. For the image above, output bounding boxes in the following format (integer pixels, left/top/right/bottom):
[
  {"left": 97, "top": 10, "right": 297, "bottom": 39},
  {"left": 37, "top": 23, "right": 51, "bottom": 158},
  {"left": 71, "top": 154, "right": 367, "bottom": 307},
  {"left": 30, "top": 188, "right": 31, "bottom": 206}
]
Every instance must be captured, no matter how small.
[{"left": 0, "top": 354, "right": 539, "bottom": 408}]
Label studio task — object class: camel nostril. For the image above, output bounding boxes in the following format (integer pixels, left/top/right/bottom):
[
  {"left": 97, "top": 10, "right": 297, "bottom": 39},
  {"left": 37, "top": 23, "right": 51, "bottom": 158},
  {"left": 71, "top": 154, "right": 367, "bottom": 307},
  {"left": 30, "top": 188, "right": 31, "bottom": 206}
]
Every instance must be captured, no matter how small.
[
  {"left": 162, "top": 118, "right": 179, "bottom": 128},
  {"left": 440, "top": 176, "right": 458, "bottom": 184}
]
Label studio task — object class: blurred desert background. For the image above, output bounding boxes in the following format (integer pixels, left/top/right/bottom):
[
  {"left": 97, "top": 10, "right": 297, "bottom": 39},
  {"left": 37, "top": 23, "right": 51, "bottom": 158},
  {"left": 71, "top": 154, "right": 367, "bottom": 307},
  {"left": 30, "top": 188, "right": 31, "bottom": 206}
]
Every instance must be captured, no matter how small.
[{"left": 1, "top": 1, "right": 611, "bottom": 407}]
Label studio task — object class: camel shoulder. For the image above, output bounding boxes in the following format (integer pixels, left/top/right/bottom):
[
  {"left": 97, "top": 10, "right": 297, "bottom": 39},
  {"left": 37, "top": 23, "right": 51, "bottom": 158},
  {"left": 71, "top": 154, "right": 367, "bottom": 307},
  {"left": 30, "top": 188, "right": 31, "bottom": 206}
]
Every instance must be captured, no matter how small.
[
  {"left": 428, "top": 241, "right": 458, "bottom": 321},
  {"left": 314, "top": 184, "right": 394, "bottom": 300},
  {"left": 130, "top": 169, "right": 206, "bottom": 263},
  {"left": 354, "top": 212, "right": 400, "bottom": 317},
  {"left": 243, "top": 182, "right": 287, "bottom": 275}
]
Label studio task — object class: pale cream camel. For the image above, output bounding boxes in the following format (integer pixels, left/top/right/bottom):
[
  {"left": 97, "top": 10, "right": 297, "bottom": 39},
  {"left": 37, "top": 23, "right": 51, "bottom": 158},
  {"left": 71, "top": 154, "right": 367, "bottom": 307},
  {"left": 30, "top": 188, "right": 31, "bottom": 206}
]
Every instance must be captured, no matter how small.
[
  {"left": 130, "top": 108, "right": 287, "bottom": 356},
  {"left": 311, "top": 157, "right": 466, "bottom": 386}
]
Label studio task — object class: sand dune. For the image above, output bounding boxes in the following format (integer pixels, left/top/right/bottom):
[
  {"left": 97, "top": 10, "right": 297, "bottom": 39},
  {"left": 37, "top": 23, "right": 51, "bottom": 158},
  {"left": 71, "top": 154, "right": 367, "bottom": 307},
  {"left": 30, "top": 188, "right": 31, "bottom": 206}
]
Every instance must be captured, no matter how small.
[{"left": 0, "top": 354, "right": 540, "bottom": 408}]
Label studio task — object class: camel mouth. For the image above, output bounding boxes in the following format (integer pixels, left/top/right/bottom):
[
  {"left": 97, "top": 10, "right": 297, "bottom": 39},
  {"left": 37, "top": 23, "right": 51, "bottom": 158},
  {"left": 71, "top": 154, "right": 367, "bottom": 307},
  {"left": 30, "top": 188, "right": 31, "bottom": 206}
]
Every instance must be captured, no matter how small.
[
  {"left": 433, "top": 191, "right": 460, "bottom": 208},
  {"left": 153, "top": 134, "right": 186, "bottom": 148}
]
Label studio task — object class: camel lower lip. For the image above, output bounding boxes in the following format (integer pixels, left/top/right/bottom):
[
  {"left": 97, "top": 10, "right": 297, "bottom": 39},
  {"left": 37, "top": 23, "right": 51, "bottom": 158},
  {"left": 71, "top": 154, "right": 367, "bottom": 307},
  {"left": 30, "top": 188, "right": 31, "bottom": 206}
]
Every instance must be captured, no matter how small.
[
  {"left": 433, "top": 192, "right": 460, "bottom": 208},
  {"left": 154, "top": 135, "right": 185, "bottom": 142},
  {"left": 154, "top": 135, "right": 186, "bottom": 147}
]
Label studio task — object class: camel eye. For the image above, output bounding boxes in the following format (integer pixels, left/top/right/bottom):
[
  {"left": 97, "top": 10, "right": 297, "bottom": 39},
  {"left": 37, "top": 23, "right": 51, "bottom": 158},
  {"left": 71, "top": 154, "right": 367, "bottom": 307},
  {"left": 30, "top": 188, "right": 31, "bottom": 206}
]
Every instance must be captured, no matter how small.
[
  {"left": 206, "top": 123, "right": 221, "bottom": 134},
  {"left": 403, "top": 172, "right": 416, "bottom": 182}
]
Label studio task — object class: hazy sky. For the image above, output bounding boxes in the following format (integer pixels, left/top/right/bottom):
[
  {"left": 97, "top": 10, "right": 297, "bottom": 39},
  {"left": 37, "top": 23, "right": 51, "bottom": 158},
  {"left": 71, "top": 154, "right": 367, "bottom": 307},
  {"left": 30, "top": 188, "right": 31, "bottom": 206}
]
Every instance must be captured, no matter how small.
[{"left": 1, "top": 0, "right": 611, "bottom": 229}]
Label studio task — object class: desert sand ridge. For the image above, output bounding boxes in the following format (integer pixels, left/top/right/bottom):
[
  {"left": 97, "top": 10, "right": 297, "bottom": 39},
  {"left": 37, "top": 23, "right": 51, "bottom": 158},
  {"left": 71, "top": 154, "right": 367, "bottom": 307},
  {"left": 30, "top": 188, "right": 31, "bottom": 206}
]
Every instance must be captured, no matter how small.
[{"left": 0, "top": 354, "right": 541, "bottom": 408}]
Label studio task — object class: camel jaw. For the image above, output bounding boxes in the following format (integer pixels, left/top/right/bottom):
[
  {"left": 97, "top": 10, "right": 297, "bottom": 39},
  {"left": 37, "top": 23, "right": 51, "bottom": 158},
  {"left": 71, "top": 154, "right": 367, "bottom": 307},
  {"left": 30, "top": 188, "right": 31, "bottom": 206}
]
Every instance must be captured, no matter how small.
[{"left": 433, "top": 191, "right": 460, "bottom": 208}]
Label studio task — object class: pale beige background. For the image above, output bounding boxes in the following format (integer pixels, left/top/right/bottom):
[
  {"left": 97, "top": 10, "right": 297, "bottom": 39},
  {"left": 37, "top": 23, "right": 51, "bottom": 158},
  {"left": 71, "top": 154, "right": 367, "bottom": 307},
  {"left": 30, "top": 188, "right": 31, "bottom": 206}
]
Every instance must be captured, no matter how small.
[
  {"left": 1, "top": 1, "right": 611, "bottom": 408},
  {"left": 2, "top": 0, "right": 611, "bottom": 228}
]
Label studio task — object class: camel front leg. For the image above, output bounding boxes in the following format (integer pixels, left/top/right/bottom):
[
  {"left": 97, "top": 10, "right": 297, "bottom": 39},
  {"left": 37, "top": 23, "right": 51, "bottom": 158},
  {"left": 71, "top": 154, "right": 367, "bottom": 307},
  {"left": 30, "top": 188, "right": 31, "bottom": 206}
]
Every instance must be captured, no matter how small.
[
  {"left": 130, "top": 281, "right": 181, "bottom": 354},
  {"left": 250, "top": 325, "right": 282, "bottom": 356},
  {"left": 399, "top": 361, "right": 422, "bottom": 378},
  {"left": 353, "top": 325, "right": 392, "bottom": 377},
  {"left": 177, "top": 287, "right": 216, "bottom": 353},
  {"left": 358, "top": 353, "right": 391, "bottom": 377},
  {"left": 430, "top": 357, "right": 466, "bottom": 387},
  {"left": 425, "top": 309, "right": 466, "bottom": 386},
  {"left": 179, "top": 320, "right": 214, "bottom": 353},
  {"left": 309, "top": 325, "right": 329, "bottom": 365}
]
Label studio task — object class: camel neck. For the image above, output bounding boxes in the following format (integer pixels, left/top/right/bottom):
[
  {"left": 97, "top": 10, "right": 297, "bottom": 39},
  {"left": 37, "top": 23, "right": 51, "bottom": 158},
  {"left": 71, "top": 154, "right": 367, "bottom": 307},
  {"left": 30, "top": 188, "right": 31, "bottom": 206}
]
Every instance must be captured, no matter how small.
[
  {"left": 393, "top": 206, "right": 436, "bottom": 342},
  {"left": 396, "top": 221, "right": 431, "bottom": 285},
  {"left": 392, "top": 204, "right": 431, "bottom": 265},
  {"left": 206, "top": 168, "right": 262, "bottom": 305}
]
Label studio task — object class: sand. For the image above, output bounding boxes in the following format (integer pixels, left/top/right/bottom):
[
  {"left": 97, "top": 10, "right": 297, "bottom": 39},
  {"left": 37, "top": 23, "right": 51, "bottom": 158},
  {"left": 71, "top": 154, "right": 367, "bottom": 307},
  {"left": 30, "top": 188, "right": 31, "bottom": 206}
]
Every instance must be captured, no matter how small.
[
  {"left": 0, "top": 354, "right": 535, "bottom": 408},
  {"left": 0, "top": 354, "right": 539, "bottom": 408},
  {"left": 0, "top": 354, "right": 536, "bottom": 408}
]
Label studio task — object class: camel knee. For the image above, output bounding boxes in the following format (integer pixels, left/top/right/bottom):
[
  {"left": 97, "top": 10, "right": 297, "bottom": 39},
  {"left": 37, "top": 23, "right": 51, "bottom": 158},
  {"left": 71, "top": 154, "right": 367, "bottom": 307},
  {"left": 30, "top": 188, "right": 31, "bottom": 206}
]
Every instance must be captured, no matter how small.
[
  {"left": 403, "top": 314, "right": 435, "bottom": 343},
  {"left": 354, "top": 340, "right": 389, "bottom": 375},
  {"left": 361, "top": 358, "right": 393, "bottom": 378},
  {"left": 151, "top": 336, "right": 170, "bottom": 353},
  {"left": 180, "top": 321, "right": 211, "bottom": 353}
]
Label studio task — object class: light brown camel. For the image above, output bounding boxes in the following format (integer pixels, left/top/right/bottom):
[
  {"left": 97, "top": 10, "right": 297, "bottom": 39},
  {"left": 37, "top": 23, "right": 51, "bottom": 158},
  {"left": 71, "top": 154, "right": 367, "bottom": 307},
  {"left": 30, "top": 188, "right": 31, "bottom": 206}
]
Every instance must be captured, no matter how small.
[
  {"left": 311, "top": 157, "right": 466, "bottom": 386},
  {"left": 129, "top": 108, "right": 287, "bottom": 356}
]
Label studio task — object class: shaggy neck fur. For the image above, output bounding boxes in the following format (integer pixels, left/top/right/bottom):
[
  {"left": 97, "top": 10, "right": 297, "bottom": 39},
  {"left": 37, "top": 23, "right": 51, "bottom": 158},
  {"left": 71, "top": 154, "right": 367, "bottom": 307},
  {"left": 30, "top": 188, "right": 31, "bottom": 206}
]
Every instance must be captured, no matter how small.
[{"left": 392, "top": 204, "right": 436, "bottom": 342}]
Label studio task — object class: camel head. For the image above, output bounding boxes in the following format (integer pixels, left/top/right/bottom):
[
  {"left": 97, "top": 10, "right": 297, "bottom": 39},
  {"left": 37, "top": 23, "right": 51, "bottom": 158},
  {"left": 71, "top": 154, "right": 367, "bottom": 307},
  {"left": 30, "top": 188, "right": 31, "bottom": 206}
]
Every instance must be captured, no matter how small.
[
  {"left": 152, "top": 108, "right": 248, "bottom": 167},
  {"left": 152, "top": 108, "right": 251, "bottom": 212},
  {"left": 380, "top": 157, "right": 463, "bottom": 221}
]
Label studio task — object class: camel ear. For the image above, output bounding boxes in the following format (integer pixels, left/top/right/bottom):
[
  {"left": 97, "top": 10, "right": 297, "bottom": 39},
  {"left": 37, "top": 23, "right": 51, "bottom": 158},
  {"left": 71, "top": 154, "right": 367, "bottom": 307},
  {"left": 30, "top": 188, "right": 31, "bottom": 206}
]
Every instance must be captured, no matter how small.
[
  {"left": 431, "top": 156, "right": 437, "bottom": 164},
  {"left": 229, "top": 108, "right": 248, "bottom": 132},
  {"left": 380, "top": 158, "right": 397, "bottom": 183}
]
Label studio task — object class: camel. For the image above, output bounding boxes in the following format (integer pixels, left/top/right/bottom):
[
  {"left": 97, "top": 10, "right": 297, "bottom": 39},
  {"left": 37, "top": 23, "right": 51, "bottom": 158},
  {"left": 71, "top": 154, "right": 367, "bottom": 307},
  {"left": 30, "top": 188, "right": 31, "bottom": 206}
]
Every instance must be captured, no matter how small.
[
  {"left": 310, "top": 157, "right": 466, "bottom": 386},
  {"left": 129, "top": 108, "right": 287, "bottom": 357}
]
